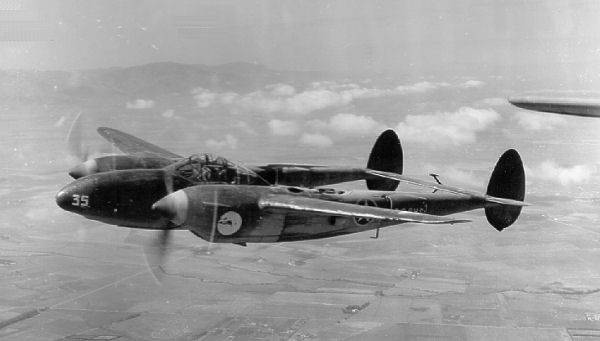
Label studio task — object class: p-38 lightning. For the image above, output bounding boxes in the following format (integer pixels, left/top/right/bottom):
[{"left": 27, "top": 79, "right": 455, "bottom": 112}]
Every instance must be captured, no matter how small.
[{"left": 56, "top": 127, "right": 528, "bottom": 249}]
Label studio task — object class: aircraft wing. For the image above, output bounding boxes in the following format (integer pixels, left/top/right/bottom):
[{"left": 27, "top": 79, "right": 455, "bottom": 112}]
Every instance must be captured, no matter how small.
[
  {"left": 366, "top": 169, "right": 530, "bottom": 207},
  {"left": 508, "top": 95, "right": 600, "bottom": 118},
  {"left": 97, "top": 127, "right": 182, "bottom": 158},
  {"left": 258, "top": 194, "right": 470, "bottom": 224}
]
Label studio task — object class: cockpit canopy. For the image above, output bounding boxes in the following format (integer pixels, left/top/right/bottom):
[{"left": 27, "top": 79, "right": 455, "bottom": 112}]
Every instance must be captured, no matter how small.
[{"left": 169, "top": 153, "right": 265, "bottom": 185}]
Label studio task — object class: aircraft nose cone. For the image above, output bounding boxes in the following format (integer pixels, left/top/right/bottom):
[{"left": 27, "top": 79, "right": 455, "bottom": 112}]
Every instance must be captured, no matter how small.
[
  {"left": 69, "top": 160, "right": 98, "bottom": 179},
  {"left": 152, "top": 190, "right": 188, "bottom": 226},
  {"left": 55, "top": 189, "right": 72, "bottom": 210}
]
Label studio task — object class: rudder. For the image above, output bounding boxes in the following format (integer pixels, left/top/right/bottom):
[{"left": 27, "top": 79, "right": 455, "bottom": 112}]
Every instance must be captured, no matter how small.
[
  {"left": 366, "top": 129, "right": 403, "bottom": 191},
  {"left": 485, "top": 149, "right": 525, "bottom": 231}
]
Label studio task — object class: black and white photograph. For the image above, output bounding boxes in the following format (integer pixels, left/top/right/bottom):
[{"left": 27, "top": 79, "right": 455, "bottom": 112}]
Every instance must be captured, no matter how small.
[{"left": 1, "top": 1, "right": 600, "bottom": 340}]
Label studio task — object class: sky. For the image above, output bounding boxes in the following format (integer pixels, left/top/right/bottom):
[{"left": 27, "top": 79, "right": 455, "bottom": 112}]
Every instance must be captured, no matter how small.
[
  {"left": 1, "top": 0, "right": 599, "bottom": 202},
  {"left": 2, "top": 0, "right": 600, "bottom": 81},
  {"left": 1, "top": 3, "right": 599, "bottom": 339}
]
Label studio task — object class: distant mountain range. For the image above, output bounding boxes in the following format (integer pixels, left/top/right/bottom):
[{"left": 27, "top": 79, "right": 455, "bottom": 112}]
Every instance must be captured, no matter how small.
[
  {"left": 3, "top": 60, "right": 593, "bottom": 104},
  {"left": 0, "top": 62, "right": 326, "bottom": 102}
]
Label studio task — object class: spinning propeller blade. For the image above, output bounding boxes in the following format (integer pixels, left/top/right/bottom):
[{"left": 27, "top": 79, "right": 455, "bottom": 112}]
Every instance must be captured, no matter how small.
[
  {"left": 143, "top": 229, "right": 171, "bottom": 285},
  {"left": 67, "top": 112, "right": 88, "bottom": 161},
  {"left": 143, "top": 169, "right": 177, "bottom": 285}
]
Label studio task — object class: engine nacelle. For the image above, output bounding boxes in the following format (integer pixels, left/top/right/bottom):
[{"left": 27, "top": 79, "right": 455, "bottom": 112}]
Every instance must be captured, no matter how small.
[{"left": 153, "top": 185, "right": 267, "bottom": 242}]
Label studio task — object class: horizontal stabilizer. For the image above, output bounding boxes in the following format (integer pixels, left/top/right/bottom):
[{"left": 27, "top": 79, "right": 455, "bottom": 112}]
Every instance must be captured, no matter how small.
[
  {"left": 259, "top": 194, "right": 470, "bottom": 225},
  {"left": 263, "top": 163, "right": 326, "bottom": 169},
  {"left": 484, "top": 196, "right": 528, "bottom": 207},
  {"left": 366, "top": 169, "right": 530, "bottom": 207}
]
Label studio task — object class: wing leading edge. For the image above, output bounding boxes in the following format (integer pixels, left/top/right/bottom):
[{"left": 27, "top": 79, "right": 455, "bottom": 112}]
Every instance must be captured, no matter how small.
[
  {"left": 97, "top": 127, "right": 182, "bottom": 158},
  {"left": 258, "top": 194, "right": 470, "bottom": 225}
]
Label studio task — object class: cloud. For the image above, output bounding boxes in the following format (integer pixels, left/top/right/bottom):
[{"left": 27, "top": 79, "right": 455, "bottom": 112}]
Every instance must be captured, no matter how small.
[
  {"left": 460, "top": 80, "right": 485, "bottom": 88},
  {"left": 300, "top": 133, "right": 333, "bottom": 147},
  {"left": 513, "top": 110, "right": 567, "bottom": 131},
  {"left": 161, "top": 109, "right": 175, "bottom": 118},
  {"left": 476, "top": 97, "right": 507, "bottom": 107},
  {"left": 233, "top": 121, "right": 257, "bottom": 135},
  {"left": 395, "top": 107, "right": 500, "bottom": 146},
  {"left": 443, "top": 167, "right": 482, "bottom": 187},
  {"left": 269, "top": 83, "right": 296, "bottom": 97},
  {"left": 527, "top": 161, "right": 594, "bottom": 187},
  {"left": 126, "top": 99, "right": 155, "bottom": 109},
  {"left": 191, "top": 88, "right": 238, "bottom": 108},
  {"left": 418, "top": 162, "right": 488, "bottom": 189},
  {"left": 205, "top": 134, "right": 238, "bottom": 149},
  {"left": 192, "top": 89, "right": 217, "bottom": 108},
  {"left": 393, "top": 81, "right": 450, "bottom": 94},
  {"left": 308, "top": 113, "right": 385, "bottom": 135},
  {"left": 190, "top": 81, "right": 471, "bottom": 116},
  {"left": 268, "top": 119, "right": 299, "bottom": 136},
  {"left": 54, "top": 115, "right": 66, "bottom": 127},
  {"left": 237, "top": 84, "right": 352, "bottom": 115}
]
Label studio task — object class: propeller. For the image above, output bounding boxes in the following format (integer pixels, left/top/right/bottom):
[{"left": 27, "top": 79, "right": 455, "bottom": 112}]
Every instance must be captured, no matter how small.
[
  {"left": 66, "top": 113, "right": 173, "bottom": 284},
  {"left": 142, "top": 168, "right": 177, "bottom": 285},
  {"left": 66, "top": 111, "right": 88, "bottom": 162},
  {"left": 152, "top": 185, "right": 220, "bottom": 254},
  {"left": 142, "top": 229, "right": 171, "bottom": 285},
  {"left": 66, "top": 112, "right": 116, "bottom": 178}
]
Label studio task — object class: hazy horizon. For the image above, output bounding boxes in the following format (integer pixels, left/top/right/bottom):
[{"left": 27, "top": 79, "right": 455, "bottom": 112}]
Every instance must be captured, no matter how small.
[{"left": 1, "top": 1, "right": 599, "bottom": 81}]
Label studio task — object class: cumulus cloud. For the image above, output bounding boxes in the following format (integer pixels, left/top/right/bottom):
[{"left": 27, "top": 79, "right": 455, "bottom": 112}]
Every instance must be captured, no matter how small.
[
  {"left": 205, "top": 134, "right": 238, "bottom": 149},
  {"left": 460, "top": 80, "right": 485, "bottom": 88},
  {"left": 268, "top": 119, "right": 299, "bottom": 136},
  {"left": 190, "top": 80, "right": 472, "bottom": 116},
  {"left": 161, "top": 109, "right": 175, "bottom": 118},
  {"left": 237, "top": 83, "right": 353, "bottom": 115},
  {"left": 191, "top": 88, "right": 238, "bottom": 108},
  {"left": 192, "top": 89, "right": 217, "bottom": 108},
  {"left": 528, "top": 161, "right": 594, "bottom": 186},
  {"left": 393, "top": 81, "right": 450, "bottom": 94},
  {"left": 126, "top": 99, "right": 155, "bottom": 109},
  {"left": 300, "top": 133, "right": 333, "bottom": 147},
  {"left": 308, "top": 113, "right": 385, "bottom": 135},
  {"left": 395, "top": 107, "right": 500, "bottom": 146},
  {"left": 513, "top": 110, "right": 567, "bottom": 131}
]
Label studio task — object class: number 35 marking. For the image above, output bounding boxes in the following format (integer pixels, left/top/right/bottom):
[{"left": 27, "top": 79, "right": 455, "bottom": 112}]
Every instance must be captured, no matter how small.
[{"left": 72, "top": 194, "right": 89, "bottom": 207}]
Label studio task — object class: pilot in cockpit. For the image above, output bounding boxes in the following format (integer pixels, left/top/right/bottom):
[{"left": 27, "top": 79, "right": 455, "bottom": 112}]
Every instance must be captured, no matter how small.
[{"left": 175, "top": 154, "right": 238, "bottom": 184}]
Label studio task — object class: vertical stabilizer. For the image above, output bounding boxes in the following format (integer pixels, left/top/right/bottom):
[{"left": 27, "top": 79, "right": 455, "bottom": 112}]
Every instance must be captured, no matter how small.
[
  {"left": 485, "top": 149, "right": 525, "bottom": 231},
  {"left": 366, "top": 129, "right": 403, "bottom": 191}
]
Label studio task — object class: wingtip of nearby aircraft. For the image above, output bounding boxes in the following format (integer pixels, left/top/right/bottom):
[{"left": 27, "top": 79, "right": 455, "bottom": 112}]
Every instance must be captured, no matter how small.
[{"left": 508, "top": 94, "right": 600, "bottom": 118}]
